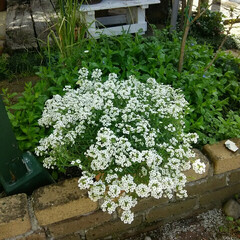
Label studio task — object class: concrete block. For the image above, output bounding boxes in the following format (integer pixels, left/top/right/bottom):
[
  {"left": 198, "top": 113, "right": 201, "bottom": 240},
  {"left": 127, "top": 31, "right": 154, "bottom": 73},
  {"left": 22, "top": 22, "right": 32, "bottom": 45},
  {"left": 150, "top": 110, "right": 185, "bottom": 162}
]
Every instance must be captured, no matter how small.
[
  {"left": 86, "top": 216, "right": 142, "bottom": 240},
  {"left": 0, "top": 194, "right": 31, "bottom": 239},
  {"left": 203, "top": 138, "right": 240, "bottom": 174},
  {"left": 32, "top": 178, "right": 98, "bottom": 226},
  {"left": 146, "top": 198, "right": 197, "bottom": 223},
  {"left": 48, "top": 210, "right": 112, "bottom": 237}
]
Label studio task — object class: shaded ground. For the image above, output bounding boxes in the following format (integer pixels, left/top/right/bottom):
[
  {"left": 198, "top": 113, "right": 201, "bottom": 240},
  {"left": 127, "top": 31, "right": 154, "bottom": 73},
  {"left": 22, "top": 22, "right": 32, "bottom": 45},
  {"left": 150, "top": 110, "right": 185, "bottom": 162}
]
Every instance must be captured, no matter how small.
[{"left": 0, "top": 75, "right": 39, "bottom": 94}]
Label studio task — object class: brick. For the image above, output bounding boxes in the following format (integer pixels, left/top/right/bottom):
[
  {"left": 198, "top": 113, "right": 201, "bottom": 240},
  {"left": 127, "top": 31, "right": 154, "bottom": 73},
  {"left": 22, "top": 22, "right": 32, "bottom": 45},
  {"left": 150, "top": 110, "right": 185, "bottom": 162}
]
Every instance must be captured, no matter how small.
[
  {"left": 86, "top": 216, "right": 142, "bottom": 240},
  {"left": 186, "top": 174, "right": 226, "bottom": 196},
  {"left": 229, "top": 169, "right": 240, "bottom": 185},
  {"left": 146, "top": 198, "right": 197, "bottom": 223},
  {"left": 123, "top": 221, "right": 163, "bottom": 239},
  {"left": 48, "top": 210, "right": 112, "bottom": 237},
  {"left": 132, "top": 197, "right": 169, "bottom": 213},
  {"left": 184, "top": 149, "right": 210, "bottom": 182},
  {"left": 32, "top": 178, "right": 98, "bottom": 226},
  {"left": 0, "top": 194, "right": 31, "bottom": 240},
  {"left": 19, "top": 230, "right": 47, "bottom": 240},
  {"left": 199, "top": 183, "right": 240, "bottom": 208},
  {"left": 55, "top": 233, "right": 82, "bottom": 240},
  {"left": 203, "top": 138, "right": 240, "bottom": 174}
]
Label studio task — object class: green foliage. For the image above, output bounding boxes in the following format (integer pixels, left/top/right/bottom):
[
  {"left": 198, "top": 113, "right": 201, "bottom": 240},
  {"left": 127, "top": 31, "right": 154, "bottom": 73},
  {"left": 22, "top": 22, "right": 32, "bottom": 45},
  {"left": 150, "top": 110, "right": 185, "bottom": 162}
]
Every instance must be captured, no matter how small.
[
  {"left": 190, "top": 7, "right": 238, "bottom": 50},
  {"left": 3, "top": 29, "right": 240, "bottom": 152},
  {"left": 192, "top": 8, "right": 224, "bottom": 37},
  {"left": 8, "top": 51, "right": 43, "bottom": 76},
  {"left": 0, "top": 54, "right": 10, "bottom": 80},
  {"left": 219, "top": 216, "right": 240, "bottom": 238},
  {"left": 3, "top": 63, "right": 79, "bottom": 151},
  {"left": 0, "top": 51, "right": 43, "bottom": 80},
  {"left": 47, "top": 0, "right": 88, "bottom": 59}
]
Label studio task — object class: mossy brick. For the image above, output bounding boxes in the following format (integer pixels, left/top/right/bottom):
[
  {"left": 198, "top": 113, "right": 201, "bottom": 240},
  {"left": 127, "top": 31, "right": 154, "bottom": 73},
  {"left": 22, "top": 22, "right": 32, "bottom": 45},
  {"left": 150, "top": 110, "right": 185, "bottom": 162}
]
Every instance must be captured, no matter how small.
[
  {"left": 0, "top": 194, "right": 31, "bottom": 240},
  {"left": 132, "top": 197, "right": 169, "bottom": 213},
  {"left": 203, "top": 138, "right": 240, "bottom": 174},
  {"left": 186, "top": 174, "right": 226, "bottom": 196},
  {"left": 32, "top": 178, "right": 98, "bottom": 226},
  {"left": 48, "top": 210, "right": 112, "bottom": 237},
  {"left": 146, "top": 198, "right": 197, "bottom": 223},
  {"left": 228, "top": 169, "right": 240, "bottom": 185},
  {"left": 184, "top": 149, "right": 210, "bottom": 182},
  {"left": 199, "top": 182, "right": 240, "bottom": 208},
  {"left": 85, "top": 216, "right": 142, "bottom": 240}
]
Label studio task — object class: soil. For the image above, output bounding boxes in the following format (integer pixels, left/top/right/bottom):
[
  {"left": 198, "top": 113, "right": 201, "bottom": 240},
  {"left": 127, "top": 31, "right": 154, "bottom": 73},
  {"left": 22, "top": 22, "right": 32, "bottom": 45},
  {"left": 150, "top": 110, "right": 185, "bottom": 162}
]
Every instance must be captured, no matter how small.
[
  {"left": 57, "top": 167, "right": 82, "bottom": 182},
  {"left": 0, "top": 75, "right": 39, "bottom": 95}
]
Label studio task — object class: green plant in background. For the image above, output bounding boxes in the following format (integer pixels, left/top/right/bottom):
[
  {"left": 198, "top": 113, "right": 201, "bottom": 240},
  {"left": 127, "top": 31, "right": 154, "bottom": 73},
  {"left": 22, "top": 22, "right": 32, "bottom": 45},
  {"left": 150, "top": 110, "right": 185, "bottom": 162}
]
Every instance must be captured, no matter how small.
[
  {"left": 0, "top": 54, "right": 10, "bottom": 80},
  {"left": 190, "top": 6, "right": 239, "bottom": 50},
  {"left": 8, "top": 51, "right": 44, "bottom": 76},
  {"left": 0, "top": 51, "right": 44, "bottom": 80},
  {"left": 3, "top": 29, "right": 240, "bottom": 153},
  {"left": 192, "top": 8, "right": 224, "bottom": 37},
  {"left": 47, "top": 0, "right": 89, "bottom": 59}
]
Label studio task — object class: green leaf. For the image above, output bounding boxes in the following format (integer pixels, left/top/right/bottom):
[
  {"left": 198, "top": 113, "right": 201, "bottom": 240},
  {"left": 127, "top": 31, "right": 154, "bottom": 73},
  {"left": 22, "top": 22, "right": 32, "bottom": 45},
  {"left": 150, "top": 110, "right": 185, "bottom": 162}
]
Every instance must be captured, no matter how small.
[
  {"left": 16, "top": 136, "right": 28, "bottom": 140},
  {"left": 226, "top": 216, "right": 234, "bottom": 221},
  {"left": 51, "top": 171, "right": 59, "bottom": 180}
]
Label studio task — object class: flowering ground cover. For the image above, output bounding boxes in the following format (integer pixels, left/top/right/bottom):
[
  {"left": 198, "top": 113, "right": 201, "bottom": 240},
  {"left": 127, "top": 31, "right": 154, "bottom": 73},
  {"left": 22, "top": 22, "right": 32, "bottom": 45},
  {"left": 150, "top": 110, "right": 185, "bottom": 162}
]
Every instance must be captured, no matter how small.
[{"left": 35, "top": 68, "right": 206, "bottom": 223}]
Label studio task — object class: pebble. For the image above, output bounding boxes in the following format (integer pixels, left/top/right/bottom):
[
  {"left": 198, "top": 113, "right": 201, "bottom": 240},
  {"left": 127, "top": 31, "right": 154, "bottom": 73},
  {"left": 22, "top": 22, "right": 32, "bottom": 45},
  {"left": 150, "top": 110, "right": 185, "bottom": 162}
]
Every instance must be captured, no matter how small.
[
  {"left": 144, "top": 236, "right": 152, "bottom": 240},
  {"left": 223, "top": 199, "right": 240, "bottom": 220}
]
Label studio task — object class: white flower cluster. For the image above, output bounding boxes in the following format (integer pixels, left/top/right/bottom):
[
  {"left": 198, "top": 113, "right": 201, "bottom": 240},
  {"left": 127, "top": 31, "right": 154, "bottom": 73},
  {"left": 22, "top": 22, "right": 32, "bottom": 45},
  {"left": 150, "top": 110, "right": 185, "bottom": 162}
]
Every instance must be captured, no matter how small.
[
  {"left": 36, "top": 68, "right": 206, "bottom": 224},
  {"left": 192, "top": 159, "right": 206, "bottom": 174}
]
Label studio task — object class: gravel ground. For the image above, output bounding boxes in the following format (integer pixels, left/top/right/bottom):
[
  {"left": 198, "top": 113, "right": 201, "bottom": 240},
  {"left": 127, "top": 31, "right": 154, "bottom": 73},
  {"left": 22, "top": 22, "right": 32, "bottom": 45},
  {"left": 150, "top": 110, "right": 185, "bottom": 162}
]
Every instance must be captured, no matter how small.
[{"left": 125, "top": 209, "right": 240, "bottom": 240}]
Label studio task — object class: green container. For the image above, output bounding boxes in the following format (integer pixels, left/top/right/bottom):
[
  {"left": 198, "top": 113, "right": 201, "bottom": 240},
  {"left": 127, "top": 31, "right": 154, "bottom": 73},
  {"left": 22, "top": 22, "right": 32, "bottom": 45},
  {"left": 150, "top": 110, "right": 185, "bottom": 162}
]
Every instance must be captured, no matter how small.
[{"left": 0, "top": 96, "right": 54, "bottom": 195}]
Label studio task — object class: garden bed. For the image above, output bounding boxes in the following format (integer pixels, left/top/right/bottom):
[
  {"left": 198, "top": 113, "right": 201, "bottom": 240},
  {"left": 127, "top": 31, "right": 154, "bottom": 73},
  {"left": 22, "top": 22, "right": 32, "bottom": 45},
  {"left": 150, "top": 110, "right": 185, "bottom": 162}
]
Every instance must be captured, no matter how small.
[
  {"left": 1, "top": 139, "right": 240, "bottom": 240},
  {"left": 0, "top": 17, "right": 240, "bottom": 240}
]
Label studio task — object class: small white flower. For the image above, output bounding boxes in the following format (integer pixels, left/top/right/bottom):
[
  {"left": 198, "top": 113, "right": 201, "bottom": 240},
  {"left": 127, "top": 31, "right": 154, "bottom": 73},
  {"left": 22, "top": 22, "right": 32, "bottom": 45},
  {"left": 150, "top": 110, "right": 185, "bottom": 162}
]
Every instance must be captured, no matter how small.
[
  {"left": 135, "top": 184, "right": 150, "bottom": 198},
  {"left": 101, "top": 199, "right": 118, "bottom": 214},
  {"left": 121, "top": 210, "right": 134, "bottom": 224}
]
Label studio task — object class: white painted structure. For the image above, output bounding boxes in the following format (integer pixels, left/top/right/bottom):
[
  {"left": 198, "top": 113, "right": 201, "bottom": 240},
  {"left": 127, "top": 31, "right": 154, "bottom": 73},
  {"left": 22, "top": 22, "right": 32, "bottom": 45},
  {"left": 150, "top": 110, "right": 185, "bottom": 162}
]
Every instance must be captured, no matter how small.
[{"left": 80, "top": 0, "right": 160, "bottom": 37}]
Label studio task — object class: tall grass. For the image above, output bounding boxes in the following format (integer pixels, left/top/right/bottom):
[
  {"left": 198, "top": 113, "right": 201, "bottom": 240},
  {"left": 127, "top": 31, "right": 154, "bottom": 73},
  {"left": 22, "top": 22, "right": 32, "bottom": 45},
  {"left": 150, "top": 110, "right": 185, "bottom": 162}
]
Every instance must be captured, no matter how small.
[{"left": 47, "top": 0, "right": 88, "bottom": 59}]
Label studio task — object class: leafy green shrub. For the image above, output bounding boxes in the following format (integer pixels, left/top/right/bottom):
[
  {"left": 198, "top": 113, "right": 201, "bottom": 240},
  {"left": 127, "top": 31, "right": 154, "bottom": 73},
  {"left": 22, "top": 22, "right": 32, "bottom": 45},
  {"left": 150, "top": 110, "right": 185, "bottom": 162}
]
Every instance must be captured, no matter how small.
[
  {"left": 190, "top": 8, "right": 238, "bottom": 50},
  {"left": 215, "top": 52, "right": 240, "bottom": 78},
  {"left": 192, "top": 8, "right": 224, "bottom": 37}
]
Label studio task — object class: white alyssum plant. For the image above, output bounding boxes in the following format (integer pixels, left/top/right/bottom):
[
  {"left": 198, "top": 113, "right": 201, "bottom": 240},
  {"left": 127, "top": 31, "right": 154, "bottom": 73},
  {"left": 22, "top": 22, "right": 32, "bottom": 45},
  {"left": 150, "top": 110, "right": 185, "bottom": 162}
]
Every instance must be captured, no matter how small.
[{"left": 36, "top": 68, "right": 206, "bottom": 224}]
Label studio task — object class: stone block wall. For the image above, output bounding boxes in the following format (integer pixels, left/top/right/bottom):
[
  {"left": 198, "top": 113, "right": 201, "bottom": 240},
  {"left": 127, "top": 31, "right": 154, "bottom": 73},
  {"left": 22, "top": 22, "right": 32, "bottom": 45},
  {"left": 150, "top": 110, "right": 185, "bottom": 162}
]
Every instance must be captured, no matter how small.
[{"left": 0, "top": 139, "right": 240, "bottom": 240}]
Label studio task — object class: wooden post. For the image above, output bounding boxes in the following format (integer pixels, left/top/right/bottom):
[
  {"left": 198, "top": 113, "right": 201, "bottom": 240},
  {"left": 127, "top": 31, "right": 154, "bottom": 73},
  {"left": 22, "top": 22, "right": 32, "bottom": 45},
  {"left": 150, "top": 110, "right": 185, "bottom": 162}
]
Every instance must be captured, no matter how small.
[
  {"left": 178, "top": 0, "right": 193, "bottom": 72},
  {"left": 170, "top": 0, "right": 180, "bottom": 31}
]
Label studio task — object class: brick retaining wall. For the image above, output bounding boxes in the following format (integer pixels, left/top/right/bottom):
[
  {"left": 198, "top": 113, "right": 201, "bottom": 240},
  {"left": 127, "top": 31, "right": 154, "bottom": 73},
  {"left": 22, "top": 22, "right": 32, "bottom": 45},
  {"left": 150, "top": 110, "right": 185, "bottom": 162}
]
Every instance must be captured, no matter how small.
[{"left": 1, "top": 139, "right": 240, "bottom": 240}]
